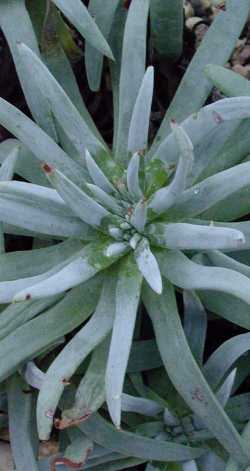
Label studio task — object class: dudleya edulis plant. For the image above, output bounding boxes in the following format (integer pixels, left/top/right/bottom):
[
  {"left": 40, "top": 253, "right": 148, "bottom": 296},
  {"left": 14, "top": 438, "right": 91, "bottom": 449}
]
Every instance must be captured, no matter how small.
[{"left": 2, "top": 0, "right": 250, "bottom": 470}]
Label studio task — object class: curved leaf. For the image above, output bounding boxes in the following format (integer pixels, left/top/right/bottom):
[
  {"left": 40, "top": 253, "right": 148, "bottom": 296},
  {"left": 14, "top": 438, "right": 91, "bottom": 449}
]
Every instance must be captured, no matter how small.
[
  {"left": 127, "top": 153, "right": 143, "bottom": 201},
  {"left": 0, "top": 296, "right": 60, "bottom": 341},
  {"left": 106, "top": 255, "right": 142, "bottom": 428},
  {"left": 183, "top": 291, "right": 207, "bottom": 365},
  {"left": 63, "top": 337, "right": 110, "bottom": 425},
  {"left": 115, "top": 0, "right": 150, "bottom": 164},
  {"left": 158, "top": 250, "right": 250, "bottom": 307},
  {"left": 44, "top": 167, "right": 114, "bottom": 230},
  {"left": 134, "top": 238, "right": 162, "bottom": 294},
  {"left": 121, "top": 393, "right": 163, "bottom": 417},
  {"left": 85, "top": 0, "right": 120, "bottom": 91},
  {"left": 17, "top": 43, "right": 113, "bottom": 174},
  {"left": 148, "top": 223, "right": 245, "bottom": 251},
  {"left": 204, "top": 333, "right": 250, "bottom": 390},
  {"left": 130, "top": 200, "right": 147, "bottom": 233},
  {"left": 128, "top": 67, "right": 154, "bottom": 154},
  {"left": 80, "top": 413, "right": 205, "bottom": 462},
  {"left": 87, "top": 184, "right": 124, "bottom": 216},
  {"left": 52, "top": 0, "right": 114, "bottom": 59},
  {"left": 0, "top": 181, "right": 92, "bottom": 238},
  {"left": 149, "top": 124, "right": 193, "bottom": 215},
  {"left": 13, "top": 240, "right": 122, "bottom": 302},
  {"left": 0, "top": 239, "right": 84, "bottom": 281},
  {"left": 0, "top": 98, "right": 85, "bottom": 187},
  {"left": 143, "top": 279, "right": 250, "bottom": 465},
  {"left": 7, "top": 375, "right": 39, "bottom": 471},
  {"left": 205, "top": 64, "right": 250, "bottom": 98},
  {"left": 207, "top": 251, "right": 250, "bottom": 278},
  {"left": 37, "top": 274, "right": 116, "bottom": 440},
  {"left": 0, "top": 276, "right": 102, "bottom": 383},
  {"left": 167, "top": 162, "right": 250, "bottom": 221},
  {"left": 0, "top": 139, "right": 49, "bottom": 187},
  {"left": 149, "top": 97, "right": 250, "bottom": 174},
  {"left": 0, "top": 0, "right": 57, "bottom": 139},
  {"left": 85, "top": 150, "right": 115, "bottom": 194},
  {"left": 41, "top": 3, "right": 105, "bottom": 147}
]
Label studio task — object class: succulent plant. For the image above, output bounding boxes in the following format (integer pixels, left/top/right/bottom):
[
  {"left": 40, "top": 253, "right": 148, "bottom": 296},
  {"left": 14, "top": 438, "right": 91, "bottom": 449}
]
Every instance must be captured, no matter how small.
[{"left": 1, "top": 0, "right": 250, "bottom": 470}]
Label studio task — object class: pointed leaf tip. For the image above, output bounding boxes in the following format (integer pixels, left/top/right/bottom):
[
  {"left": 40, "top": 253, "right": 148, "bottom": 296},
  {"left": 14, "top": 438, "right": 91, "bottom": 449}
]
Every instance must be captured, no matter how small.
[
  {"left": 135, "top": 239, "right": 162, "bottom": 294},
  {"left": 85, "top": 149, "right": 114, "bottom": 193},
  {"left": 127, "top": 152, "right": 143, "bottom": 201},
  {"left": 171, "top": 121, "right": 194, "bottom": 157}
]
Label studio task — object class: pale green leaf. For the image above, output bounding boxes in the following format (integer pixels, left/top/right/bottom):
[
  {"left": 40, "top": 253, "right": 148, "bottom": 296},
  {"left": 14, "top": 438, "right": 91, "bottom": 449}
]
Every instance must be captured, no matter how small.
[
  {"left": 80, "top": 413, "right": 205, "bottom": 461},
  {"left": 0, "top": 277, "right": 102, "bottom": 382},
  {"left": 167, "top": 161, "right": 250, "bottom": 221},
  {"left": 85, "top": 0, "right": 120, "bottom": 91},
  {"left": 134, "top": 238, "right": 162, "bottom": 294},
  {"left": 183, "top": 291, "right": 207, "bottom": 365},
  {"left": 44, "top": 167, "right": 113, "bottom": 229},
  {"left": 147, "top": 223, "right": 245, "bottom": 250},
  {"left": 115, "top": 0, "right": 150, "bottom": 164},
  {"left": 128, "top": 67, "right": 154, "bottom": 154},
  {"left": 17, "top": 42, "right": 109, "bottom": 172},
  {"left": 0, "top": 0, "right": 57, "bottom": 139},
  {"left": 0, "top": 180, "right": 92, "bottom": 238},
  {"left": 143, "top": 279, "right": 250, "bottom": 465},
  {"left": 7, "top": 374, "right": 39, "bottom": 471},
  {"left": 52, "top": 0, "right": 114, "bottom": 59},
  {"left": 85, "top": 150, "right": 115, "bottom": 194},
  {"left": 159, "top": 250, "right": 250, "bottom": 307},
  {"left": 62, "top": 337, "right": 110, "bottom": 425},
  {"left": 127, "top": 152, "right": 143, "bottom": 201},
  {"left": 13, "top": 240, "right": 122, "bottom": 302},
  {"left": 106, "top": 255, "right": 142, "bottom": 428},
  {"left": 37, "top": 274, "right": 116, "bottom": 440},
  {"left": 0, "top": 98, "right": 85, "bottom": 187}
]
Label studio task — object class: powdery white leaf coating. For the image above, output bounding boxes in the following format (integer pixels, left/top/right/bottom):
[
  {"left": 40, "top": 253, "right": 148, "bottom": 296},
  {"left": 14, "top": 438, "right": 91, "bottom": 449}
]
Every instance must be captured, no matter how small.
[
  {"left": 135, "top": 238, "right": 162, "bottom": 294},
  {"left": 106, "top": 256, "right": 142, "bottom": 428},
  {"left": 127, "top": 152, "right": 143, "bottom": 201},
  {"left": 148, "top": 223, "right": 246, "bottom": 250},
  {"left": 128, "top": 66, "right": 154, "bottom": 154},
  {"left": 85, "top": 150, "right": 115, "bottom": 193},
  {"left": 130, "top": 200, "right": 147, "bottom": 233}
]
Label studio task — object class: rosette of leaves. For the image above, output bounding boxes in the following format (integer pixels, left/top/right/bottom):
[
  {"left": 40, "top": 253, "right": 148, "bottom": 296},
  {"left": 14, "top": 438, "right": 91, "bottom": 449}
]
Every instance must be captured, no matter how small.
[{"left": 1, "top": 0, "right": 250, "bottom": 469}]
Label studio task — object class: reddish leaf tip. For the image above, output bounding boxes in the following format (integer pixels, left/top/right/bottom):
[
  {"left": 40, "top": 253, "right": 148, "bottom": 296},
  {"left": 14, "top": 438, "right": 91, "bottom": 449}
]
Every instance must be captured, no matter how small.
[
  {"left": 62, "top": 378, "right": 71, "bottom": 386},
  {"left": 42, "top": 162, "right": 54, "bottom": 174}
]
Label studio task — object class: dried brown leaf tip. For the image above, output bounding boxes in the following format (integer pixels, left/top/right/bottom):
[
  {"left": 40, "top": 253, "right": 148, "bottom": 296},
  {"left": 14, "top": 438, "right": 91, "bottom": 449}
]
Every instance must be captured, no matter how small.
[
  {"left": 50, "top": 456, "right": 83, "bottom": 471},
  {"left": 62, "top": 378, "right": 71, "bottom": 386},
  {"left": 42, "top": 162, "right": 55, "bottom": 175},
  {"left": 50, "top": 446, "right": 92, "bottom": 471},
  {"left": 54, "top": 410, "right": 92, "bottom": 430}
]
